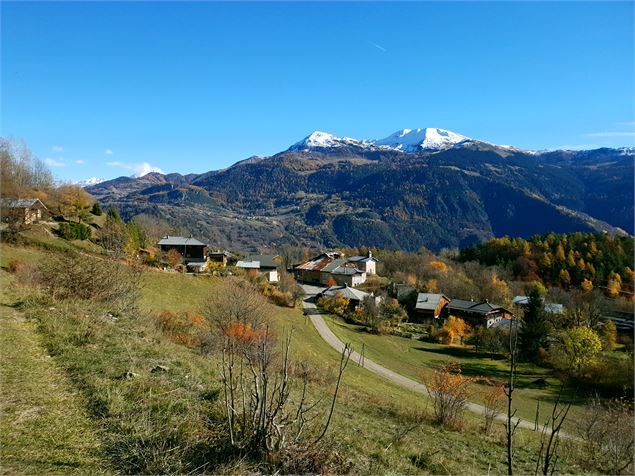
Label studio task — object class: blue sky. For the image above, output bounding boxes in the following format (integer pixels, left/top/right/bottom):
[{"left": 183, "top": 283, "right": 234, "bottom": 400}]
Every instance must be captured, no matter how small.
[{"left": 2, "top": 1, "right": 634, "bottom": 182}]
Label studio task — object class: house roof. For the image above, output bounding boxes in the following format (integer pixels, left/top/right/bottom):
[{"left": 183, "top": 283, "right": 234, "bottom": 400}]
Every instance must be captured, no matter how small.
[
  {"left": 0, "top": 198, "right": 48, "bottom": 210},
  {"left": 157, "top": 235, "right": 206, "bottom": 247},
  {"left": 512, "top": 296, "right": 563, "bottom": 314},
  {"left": 322, "top": 285, "right": 370, "bottom": 301},
  {"left": 236, "top": 260, "right": 260, "bottom": 269},
  {"left": 448, "top": 299, "right": 511, "bottom": 316},
  {"left": 348, "top": 255, "right": 378, "bottom": 263},
  {"left": 208, "top": 250, "right": 235, "bottom": 258},
  {"left": 244, "top": 255, "right": 279, "bottom": 269},
  {"left": 415, "top": 293, "right": 449, "bottom": 311},
  {"left": 294, "top": 252, "right": 339, "bottom": 271}
]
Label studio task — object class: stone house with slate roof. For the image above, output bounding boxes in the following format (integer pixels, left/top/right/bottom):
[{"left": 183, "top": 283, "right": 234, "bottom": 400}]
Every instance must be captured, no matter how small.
[{"left": 0, "top": 198, "right": 48, "bottom": 225}]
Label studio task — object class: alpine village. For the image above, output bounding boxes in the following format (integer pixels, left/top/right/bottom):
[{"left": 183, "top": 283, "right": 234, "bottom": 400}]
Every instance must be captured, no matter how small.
[{"left": 1, "top": 2, "right": 634, "bottom": 476}]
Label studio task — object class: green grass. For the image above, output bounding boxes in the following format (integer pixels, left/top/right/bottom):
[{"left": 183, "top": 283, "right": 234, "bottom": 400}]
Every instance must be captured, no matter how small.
[
  {"left": 0, "top": 272, "right": 108, "bottom": 475},
  {"left": 0, "top": 239, "right": 595, "bottom": 474},
  {"left": 324, "top": 317, "right": 589, "bottom": 432}
]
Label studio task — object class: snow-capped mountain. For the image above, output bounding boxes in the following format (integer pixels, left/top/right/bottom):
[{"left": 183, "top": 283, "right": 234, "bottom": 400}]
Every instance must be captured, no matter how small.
[
  {"left": 77, "top": 177, "right": 106, "bottom": 187},
  {"left": 372, "top": 128, "right": 469, "bottom": 152},
  {"left": 288, "top": 127, "right": 471, "bottom": 153},
  {"left": 288, "top": 131, "right": 368, "bottom": 151}
]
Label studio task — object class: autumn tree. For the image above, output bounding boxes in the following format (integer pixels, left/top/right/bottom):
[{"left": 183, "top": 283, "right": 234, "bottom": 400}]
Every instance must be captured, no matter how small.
[
  {"left": 55, "top": 184, "right": 93, "bottom": 222},
  {"left": 166, "top": 249, "right": 183, "bottom": 268},
  {"left": 550, "top": 326, "right": 602, "bottom": 375},
  {"left": 600, "top": 320, "right": 617, "bottom": 352},
  {"left": 425, "top": 361, "right": 473, "bottom": 428},
  {"left": 438, "top": 316, "right": 470, "bottom": 345},
  {"left": 98, "top": 207, "right": 129, "bottom": 256},
  {"left": 0, "top": 138, "right": 53, "bottom": 198}
]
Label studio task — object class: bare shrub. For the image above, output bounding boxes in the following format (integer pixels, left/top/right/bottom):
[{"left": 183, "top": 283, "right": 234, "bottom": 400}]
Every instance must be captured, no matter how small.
[
  {"left": 482, "top": 382, "right": 505, "bottom": 434},
  {"left": 203, "top": 277, "right": 352, "bottom": 467},
  {"left": 577, "top": 396, "right": 634, "bottom": 474},
  {"left": 425, "top": 361, "right": 473, "bottom": 429},
  {"left": 39, "top": 252, "right": 142, "bottom": 313}
]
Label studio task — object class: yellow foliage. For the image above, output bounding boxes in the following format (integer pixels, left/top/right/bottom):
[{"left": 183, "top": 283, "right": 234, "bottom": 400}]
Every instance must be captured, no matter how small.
[{"left": 429, "top": 260, "right": 448, "bottom": 272}]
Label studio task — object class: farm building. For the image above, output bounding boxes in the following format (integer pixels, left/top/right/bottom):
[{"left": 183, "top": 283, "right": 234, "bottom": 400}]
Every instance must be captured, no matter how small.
[
  {"left": 512, "top": 295, "right": 564, "bottom": 315},
  {"left": 294, "top": 252, "right": 367, "bottom": 287},
  {"left": 207, "top": 249, "right": 236, "bottom": 266},
  {"left": 157, "top": 235, "right": 207, "bottom": 263},
  {"left": 0, "top": 198, "right": 48, "bottom": 225},
  {"left": 448, "top": 299, "right": 513, "bottom": 328},
  {"left": 318, "top": 285, "right": 380, "bottom": 310},
  {"left": 413, "top": 293, "right": 450, "bottom": 323},
  {"left": 236, "top": 254, "right": 281, "bottom": 282}
]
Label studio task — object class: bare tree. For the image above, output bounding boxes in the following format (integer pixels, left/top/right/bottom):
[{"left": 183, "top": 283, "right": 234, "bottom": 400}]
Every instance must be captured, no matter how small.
[
  {"left": 504, "top": 315, "right": 521, "bottom": 475},
  {"left": 534, "top": 389, "right": 571, "bottom": 475}
]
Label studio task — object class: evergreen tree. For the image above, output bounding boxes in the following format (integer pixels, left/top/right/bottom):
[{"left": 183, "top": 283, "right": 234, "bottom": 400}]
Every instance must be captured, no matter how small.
[{"left": 518, "top": 287, "right": 550, "bottom": 363}]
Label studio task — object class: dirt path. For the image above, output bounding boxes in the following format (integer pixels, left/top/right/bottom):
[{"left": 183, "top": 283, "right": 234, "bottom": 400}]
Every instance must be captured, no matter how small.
[
  {"left": 301, "top": 286, "right": 544, "bottom": 434},
  {"left": 0, "top": 288, "right": 109, "bottom": 474}
]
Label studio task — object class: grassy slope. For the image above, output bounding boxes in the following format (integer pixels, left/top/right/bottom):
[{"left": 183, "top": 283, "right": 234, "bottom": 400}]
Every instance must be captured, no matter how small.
[
  {"left": 324, "top": 317, "right": 588, "bottom": 431},
  {"left": 0, "top": 271, "right": 108, "bottom": 475},
  {"left": 0, "top": 241, "right": 590, "bottom": 474}
]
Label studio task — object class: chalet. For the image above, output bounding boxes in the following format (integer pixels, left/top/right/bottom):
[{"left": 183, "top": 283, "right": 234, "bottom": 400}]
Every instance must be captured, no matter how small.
[
  {"left": 0, "top": 198, "right": 48, "bottom": 225},
  {"left": 294, "top": 252, "right": 367, "bottom": 287},
  {"left": 414, "top": 293, "right": 450, "bottom": 323},
  {"left": 157, "top": 235, "right": 207, "bottom": 263},
  {"left": 318, "top": 284, "right": 379, "bottom": 310},
  {"left": 236, "top": 254, "right": 280, "bottom": 282},
  {"left": 448, "top": 299, "right": 513, "bottom": 328},
  {"left": 347, "top": 250, "right": 378, "bottom": 275},
  {"left": 512, "top": 296, "right": 564, "bottom": 315},
  {"left": 207, "top": 250, "right": 236, "bottom": 266}
]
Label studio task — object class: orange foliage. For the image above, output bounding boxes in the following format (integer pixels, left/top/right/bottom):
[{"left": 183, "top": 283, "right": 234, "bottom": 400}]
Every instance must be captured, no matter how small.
[
  {"left": 429, "top": 260, "right": 448, "bottom": 272},
  {"left": 155, "top": 310, "right": 208, "bottom": 346},
  {"left": 226, "top": 322, "right": 264, "bottom": 344},
  {"left": 439, "top": 316, "right": 470, "bottom": 345},
  {"left": 406, "top": 273, "right": 417, "bottom": 286},
  {"left": 325, "top": 276, "right": 337, "bottom": 287}
]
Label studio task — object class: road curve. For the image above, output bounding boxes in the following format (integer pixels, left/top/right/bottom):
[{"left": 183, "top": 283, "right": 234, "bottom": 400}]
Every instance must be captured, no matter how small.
[{"left": 301, "top": 285, "right": 540, "bottom": 433}]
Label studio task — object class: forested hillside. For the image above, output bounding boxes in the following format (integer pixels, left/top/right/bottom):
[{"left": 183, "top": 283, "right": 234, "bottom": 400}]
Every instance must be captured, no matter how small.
[
  {"left": 458, "top": 233, "right": 634, "bottom": 293},
  {"left": 86, "top": 142, "right": 633, "bottom": 252}
]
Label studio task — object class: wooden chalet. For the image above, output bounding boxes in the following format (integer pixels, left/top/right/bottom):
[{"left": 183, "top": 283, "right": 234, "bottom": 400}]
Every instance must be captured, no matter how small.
[
  {"left": 413, "top": 293, "right": 450, "bottom": 323},
  {"left": 157, "top": 235, "right": 207, "bottom": 263},
  {"left": 448, "top": 299, "right": 513, "bottom": 328}
]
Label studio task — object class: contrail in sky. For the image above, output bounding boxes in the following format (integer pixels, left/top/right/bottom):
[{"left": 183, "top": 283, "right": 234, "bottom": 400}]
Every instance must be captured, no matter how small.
[{"left": 369, "top": 41, "right": 387, "bottom": 52}]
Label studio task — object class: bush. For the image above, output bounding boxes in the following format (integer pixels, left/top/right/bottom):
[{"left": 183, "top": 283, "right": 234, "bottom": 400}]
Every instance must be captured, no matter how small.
[
  {"left": 154, "top": 310, "right": 208, "bottom": 346},
  {"left": 91, "top": 203, "right": 102, "bottom": 216},
  {"left": 39, "top": 251, "right": 141, "bottom": 313},
  {"left": 425, "top": 361, "right": 473, "bottom": 429},
  {"left": 58, "top": 222, "right": 91, "bottom": 240}
]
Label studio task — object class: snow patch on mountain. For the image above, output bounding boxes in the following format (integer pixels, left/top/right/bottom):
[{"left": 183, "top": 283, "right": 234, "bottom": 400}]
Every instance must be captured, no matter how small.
[
  {"left": 77, "top": 177, "right": 106, "bottom": 187},
  {"left": 372, "top": 128, "right": 469, "bottom": 151},
  {"left": 289, "top": 131, "right": 368, "bottom": 151},
  {"left": 288, "top": 128, "right": 472, "bottom": 153}
]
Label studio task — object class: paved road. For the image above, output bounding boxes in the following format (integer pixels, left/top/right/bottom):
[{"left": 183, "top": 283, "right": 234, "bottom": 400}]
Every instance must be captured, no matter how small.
[{"left": 301, "top": 285, "right": 541, "bottom": 433}]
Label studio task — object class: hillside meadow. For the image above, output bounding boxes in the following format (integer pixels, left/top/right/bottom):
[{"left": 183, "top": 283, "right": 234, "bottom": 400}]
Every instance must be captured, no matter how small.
[{"left": 0, "top": 239, "right": 620, "bottom": 474}]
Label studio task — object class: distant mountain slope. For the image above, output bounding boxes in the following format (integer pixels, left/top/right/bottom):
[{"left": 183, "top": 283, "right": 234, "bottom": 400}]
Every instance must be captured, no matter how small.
[{"left": 87, "top": 129, "right": 633, "bottom": 251}]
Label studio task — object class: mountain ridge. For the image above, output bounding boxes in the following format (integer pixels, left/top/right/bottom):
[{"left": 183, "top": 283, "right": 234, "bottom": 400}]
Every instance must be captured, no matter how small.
[{"left": 86, "top": 130, "right": 634, "bottom": 252}]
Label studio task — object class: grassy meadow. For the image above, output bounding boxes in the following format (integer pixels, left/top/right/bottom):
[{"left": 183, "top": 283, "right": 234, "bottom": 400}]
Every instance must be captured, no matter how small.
[{"left": 0, "top": 239, "right": 604, "bottom": 474}]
